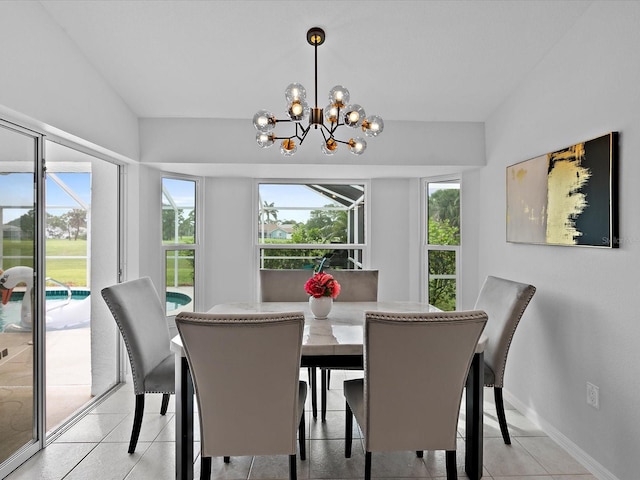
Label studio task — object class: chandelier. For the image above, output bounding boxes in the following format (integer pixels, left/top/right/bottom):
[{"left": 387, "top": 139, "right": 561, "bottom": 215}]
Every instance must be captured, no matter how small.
[{"left": 252, "top": 27, "right": 384, "bottom": 156}]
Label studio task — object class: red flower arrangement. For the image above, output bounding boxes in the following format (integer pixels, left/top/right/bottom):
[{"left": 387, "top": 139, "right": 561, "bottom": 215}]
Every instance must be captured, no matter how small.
[{"left": 304, "top": 272, "right": 341, "bottom": 299}]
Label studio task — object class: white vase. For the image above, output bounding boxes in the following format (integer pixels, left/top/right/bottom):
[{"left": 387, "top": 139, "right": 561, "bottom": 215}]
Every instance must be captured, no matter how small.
[{"left": 309, "top": 296, "right": 333, "bottom": 319}]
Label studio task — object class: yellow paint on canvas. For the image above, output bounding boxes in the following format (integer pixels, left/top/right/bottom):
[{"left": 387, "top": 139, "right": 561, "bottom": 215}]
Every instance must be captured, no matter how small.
[{"left": 545, "top": 144, "right": 591, "bottom": 244}]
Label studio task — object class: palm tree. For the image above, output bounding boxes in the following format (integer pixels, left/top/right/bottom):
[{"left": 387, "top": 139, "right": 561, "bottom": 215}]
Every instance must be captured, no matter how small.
[
  {"left": 260, "top": 201, "right": 279, "bottom": 224},
  {"left": 259, "top": 201, "right": 279, "bottom": 241}
]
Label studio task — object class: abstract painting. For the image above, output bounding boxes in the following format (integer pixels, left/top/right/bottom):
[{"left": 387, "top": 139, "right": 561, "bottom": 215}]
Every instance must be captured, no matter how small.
[{"left": 506, "top": 132, "right": 618, "bottom": 247}]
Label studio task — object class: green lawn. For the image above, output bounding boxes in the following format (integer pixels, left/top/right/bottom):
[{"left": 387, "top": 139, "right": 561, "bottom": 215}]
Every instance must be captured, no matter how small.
[
  {"left": 2, "top": 239, "right": 88, "bottom": 286},
  {"left": 3, "top": 239, "right": 194, "bottom": 288}
]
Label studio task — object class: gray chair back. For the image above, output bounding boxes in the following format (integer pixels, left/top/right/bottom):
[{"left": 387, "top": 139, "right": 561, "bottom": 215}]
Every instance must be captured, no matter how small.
[
  {"left": 260, "top": 269, "right": 313, "bottom": 301},
  {"left": 175, "top": 311, "right": 305, "bottom": 457},
  {"left": 259, "top": 268, "right": 378, "bottom": 302},
  {"left": 473, "top": 275, "right": 536, "bottom": 387},
  {"left": 101, "top": 277, "right": 174, "bottom": 395},
  {"left": 327, "top": 269, "right": 378, "bottom": 301},
  {"left": 363, "top": 310, "right": 487, "bottom": 452}
]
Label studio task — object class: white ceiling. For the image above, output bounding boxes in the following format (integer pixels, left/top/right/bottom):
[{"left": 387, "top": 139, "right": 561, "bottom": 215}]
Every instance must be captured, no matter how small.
[{"left": 39, "top": 0, "right": 594, "bottom": 124}]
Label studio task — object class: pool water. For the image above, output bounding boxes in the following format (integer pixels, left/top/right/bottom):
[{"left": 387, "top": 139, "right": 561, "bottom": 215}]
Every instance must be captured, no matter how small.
[
  {"left": 166, "top": 291, "right": 192, "bottom": 312},
  {"left": 1, "top": 290, "right": 192, "bottom": 331}
]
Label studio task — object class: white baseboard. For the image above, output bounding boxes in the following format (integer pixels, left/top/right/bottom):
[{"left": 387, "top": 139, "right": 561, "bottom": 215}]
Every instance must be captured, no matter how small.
[{"left": 503, "top": 389, "right": 619, "bottom": 480}]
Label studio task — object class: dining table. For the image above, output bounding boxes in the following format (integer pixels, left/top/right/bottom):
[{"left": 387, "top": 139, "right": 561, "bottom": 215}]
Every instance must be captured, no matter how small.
[{"left": 170, "top": 301, "right": 487, "bottom": 480}]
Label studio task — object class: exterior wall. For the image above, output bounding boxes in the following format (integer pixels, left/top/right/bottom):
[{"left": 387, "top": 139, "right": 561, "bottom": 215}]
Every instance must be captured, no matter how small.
[{"left": 474, "top": 3, "right": 640, "bottom": 479}]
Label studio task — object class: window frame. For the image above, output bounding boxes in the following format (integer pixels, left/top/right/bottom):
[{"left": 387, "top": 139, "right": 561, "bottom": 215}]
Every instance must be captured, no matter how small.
[
  {"left": 255, "top": 179, "right": 371, "bottom": 272},
  {"left": 421, "top": 175, "right": 462, "bottom": 309},
  {"left": 161, "top": 174, "right": 202, "bottom": 313}
]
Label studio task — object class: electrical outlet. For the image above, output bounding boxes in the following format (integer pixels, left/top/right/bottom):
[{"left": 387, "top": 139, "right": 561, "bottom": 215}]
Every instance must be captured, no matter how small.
[{"left": 586, "top": 382, "right": 600, "bottom": 409}]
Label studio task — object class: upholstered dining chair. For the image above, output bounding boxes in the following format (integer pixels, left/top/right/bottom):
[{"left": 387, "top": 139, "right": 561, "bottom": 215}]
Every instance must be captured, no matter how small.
[
  {"left": 259, "top": 269, "right": 312, "bottom": 302},
  {"left": 175, "top": 311, "right": 307, "bottom": 480},
  {"left": 344, "top": 310, "right": 487, "bottom": 480},
  {"left": 258, "top": 268, "right": 379, "bottom": 302},
  {"left": 319, "top": 269, "right": 378, "bottom": 418},
  {"left": 328, "top": 269, "right": 379, "bottom": 302},
  {"left": 259, "top": 268, "right": 378, "bottom": 421},
  {"left": 473, "top": 275, "right": 536, "bottom": 444},
  {"left": 101, "top": 277, "right": 174, "bottom": 454}
]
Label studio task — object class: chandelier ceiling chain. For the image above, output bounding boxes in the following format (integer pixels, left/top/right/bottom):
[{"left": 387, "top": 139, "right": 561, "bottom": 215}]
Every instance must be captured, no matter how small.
[{"left": 253, "top": 27, "right": 384, "bottom": 156}]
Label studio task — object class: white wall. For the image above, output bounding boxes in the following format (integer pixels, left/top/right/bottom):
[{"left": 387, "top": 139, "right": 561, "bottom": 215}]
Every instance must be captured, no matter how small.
[
  {"left": 201, "top": 178, "right": 256, "bottom": 309},
  {"left": 197, "top": 177, "right": 426, "bottom": 309},
  {"left": 476, "top": 2, "right": 640, "bottom": 479},
  {"left": 135, "top": 165, "right": 164, "bottom": 288},
  {"left": 140, "top": 117, "right": 485, "bottom": 169},
  {"left": 0, "top": 1, "right": 138, "bottom": 162},
  {"left": 370, "top": 178, "right": 422, "bottom": 301},
  {"left": 139, "top": 117, "right": 485, "bottom": 309}
]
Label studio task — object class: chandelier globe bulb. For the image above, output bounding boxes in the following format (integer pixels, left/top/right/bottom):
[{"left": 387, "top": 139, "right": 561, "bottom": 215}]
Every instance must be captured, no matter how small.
[
  {"left": 348, "top": 137, "right": 367, "bottom": 155},
  {"left": 362, "top": 115, "right": 384, "bottom": 137},
  {"left": 329, "top": 85, "right": 350, "bottom": 107},
  {"left": 322, "top": 138, "right": 338, "bottom": 155},
  {"left": 287, "top": 100, "right": 310, "bottom": 122},
  {"left": 253, "top": 110, "right": 276, "bottom": 132},
  {"left": 285, "top": 83, "right": 307, "bottom": 103},
  {"left": 324, "top": 104, "right": 340, "bottom": 124},
  {"left": 280, "top": 139, "right": 297, "bottom": 156},
  {"left": 256, "top": 132, "right": 275, "bottom": 148},
  {"left": 344, "top": 104, "right": 365, "bottom": 128}
]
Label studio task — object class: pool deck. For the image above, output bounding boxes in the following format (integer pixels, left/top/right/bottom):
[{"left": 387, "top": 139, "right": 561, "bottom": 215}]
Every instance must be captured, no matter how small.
[{"left": 0, "top": 328, "right": 92, "bottom": 463}]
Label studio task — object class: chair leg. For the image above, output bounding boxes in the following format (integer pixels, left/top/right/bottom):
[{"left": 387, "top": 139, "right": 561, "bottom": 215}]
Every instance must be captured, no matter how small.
[
  {"left": 160, "top": 393, "right": 170, "bottom": 415},
  {"left": 298, "top": 411, "right": 306, "bottom": 460},
  {"left": 200, "top": 456, "right": 211, "bottom": 480},
  {"left": 321, "top": 368, "right": 327, "bottom": 422},
  {"left": 345, "top": 401, "right": 353, "bottom": 458},
  {"left": 364, "top": 451, "right": 372, "bottom": 480},
  {"left": 309, "top": 367, "right": 317, "bottom": 419},
  {"left": 128, "top": 394, "right": 145, "bottom": 453},
  {"left": 289, "top": 454, "right": 297, "bottom": 480},
  {"left": 494, "top": 387, "right": 511, "bottom": 444},
  {"left": 445, "top": 450, "right": 457, "bottom": 480}
]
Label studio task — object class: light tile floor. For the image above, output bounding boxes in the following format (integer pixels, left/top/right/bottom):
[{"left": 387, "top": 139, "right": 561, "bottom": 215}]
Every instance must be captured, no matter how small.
[{"left": 4, "top": 370, "right": 597, "bottom": 480}]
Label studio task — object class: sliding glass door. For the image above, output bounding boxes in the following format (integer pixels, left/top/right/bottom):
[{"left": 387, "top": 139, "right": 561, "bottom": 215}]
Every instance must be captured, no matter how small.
[
  {"left": 44, "top": 141, "right": 120, "bottom": 432},
  {"left": 0, "top": 122, "right": 41, "bottom": 467},
  {"left": 0, "top": 124, "right": 121, "bottom": 475}
]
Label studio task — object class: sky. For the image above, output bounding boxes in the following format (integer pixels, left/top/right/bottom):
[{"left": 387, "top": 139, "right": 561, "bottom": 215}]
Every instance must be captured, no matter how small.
[
  {"left": 0, "top": 172, "right": 91, "bottom": 222},
  {"left": 259, "top": 183, "right": 350, "bottom": 223}
]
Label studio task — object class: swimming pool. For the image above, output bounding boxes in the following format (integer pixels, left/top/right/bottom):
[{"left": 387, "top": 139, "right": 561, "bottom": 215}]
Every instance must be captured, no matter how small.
[
  {"left": 1, "top": 290, "right": 193, "bottom": 332},
  {"left": 166, "top": 291, "right": 192, "bottom": 312}
]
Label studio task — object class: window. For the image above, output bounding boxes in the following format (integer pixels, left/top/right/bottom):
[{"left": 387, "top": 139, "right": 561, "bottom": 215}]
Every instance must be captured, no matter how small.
[
  {"left": 425, "top": 179, "right": 460, "bottom": 310},
  {"left": 257, "top": 182, "right": 367, "bottom": 270},
  {"left": 162, "top": 177, "right": 197, "bottom": 313}
]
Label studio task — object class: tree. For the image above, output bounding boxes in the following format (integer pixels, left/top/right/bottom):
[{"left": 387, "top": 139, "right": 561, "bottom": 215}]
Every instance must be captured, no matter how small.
[
  {"left": 427, "top": 187, "right": 460, "bottom": 310},
  {"left": 7, "top": 209, "right": 35, "bottom": 239},
  {"left": 63, "top": 209, "right": 87, "bottom": 240},
  {"left": 305, "top": 206, "right": 348, "bottom": 243},
  {"left": 180, "top": 209, "right": 195, "bottom": 239},
  {"left": 427, "top": 218, "right": 459, "bottom": 311},
  {"left": 260, "top": 201, "right": 279, "bottom": 224},
  {"left": 47, "top": 213, "right": 68, "bottom": 239},
  {"left": 429, "top": 188, "right": 460, "bottom": 232}
]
